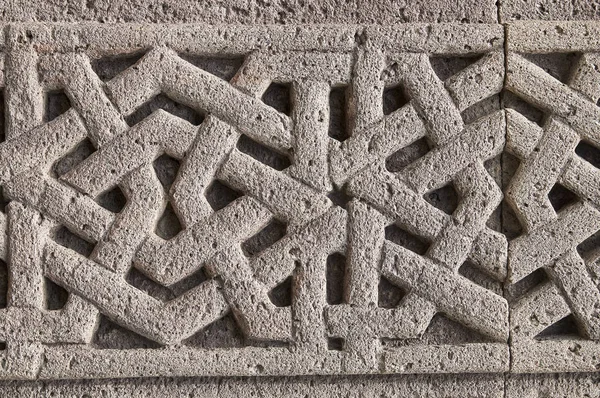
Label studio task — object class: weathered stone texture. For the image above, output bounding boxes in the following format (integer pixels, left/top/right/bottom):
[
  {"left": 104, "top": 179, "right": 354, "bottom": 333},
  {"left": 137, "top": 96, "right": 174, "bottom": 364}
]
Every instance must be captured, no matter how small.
[
  {"left": 0, "top": 0, "right": 498, "bottom": 23},
  {"left": 0, "top": 3, "right": 599, "bottom": 396},
  {"left": 500, "top": 0, "right": 600, "bottom": 22}
]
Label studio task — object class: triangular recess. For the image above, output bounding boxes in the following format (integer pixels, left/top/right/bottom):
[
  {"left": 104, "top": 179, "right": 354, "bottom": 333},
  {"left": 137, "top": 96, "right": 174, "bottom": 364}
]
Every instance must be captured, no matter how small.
[
  {"left": 419, "top": 313, "right": 493, "bottom": 344},
  {"left": 382, "top": 84, "right": 409, "bottom": 115},
  {"left": 177, "top": 55, "right": 244, "bottom": 81},
  {"left": 91, "top": 52, "right": 145, "bottom": 81},
  {"left": 45, "top": 277, "right": 69, "bottom": 310},
  {"left": 45, "top": 90, "right": 71, "bottom": 122},
  {"left": 548, "top": 183, "right": 578, "bottom": 212},
  {"left": 268, "top": 276, "right": 293, "bottom": 308},
  {"left": 96, "top": 186, "right": 127, "bottom": 214},
  {"left": 262, "top": 82, "right": 291, "bottom": 115},
  {"left": 535, "top": 314, "right": 583, "bottom": 340},
  {"left": 327, "top": 188, "right": 352, "bottom": 209},
  {"left": 505, "top": 268, "right": 550, "bottom": 303},
  {"left": 183, "top": 312, "right": 245, "bottom": 349},
  {"left": 522, "top": 53, "right": 580, "bottom": 84},
  {"left": 93, "top": 315, "right": 161, "bottom": 349},
  {"left": 576, "top": 140, "right": 600, "bottom": 169},
  {"left": 423, "top": 183, "right": 459, "bottom": 215},
  {"left": 429, "top": 55, "right": 483, "bottom": 81},
  {"left": 378, "top": 275, "right": 405, "bottom": 309},
  {"left": 205, "top": 180, "right": 243, "bottom": 211}
]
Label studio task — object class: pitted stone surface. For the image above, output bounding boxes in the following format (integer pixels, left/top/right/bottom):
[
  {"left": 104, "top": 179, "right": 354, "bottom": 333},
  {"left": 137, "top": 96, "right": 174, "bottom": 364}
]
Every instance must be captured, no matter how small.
[{"left": 0, "top": 16, "right": 598, "bottom": 396}]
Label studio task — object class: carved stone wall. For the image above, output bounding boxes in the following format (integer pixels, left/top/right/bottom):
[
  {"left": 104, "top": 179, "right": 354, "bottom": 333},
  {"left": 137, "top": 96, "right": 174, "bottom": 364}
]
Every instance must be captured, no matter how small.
[{"left": 0, "top": 4, "right": 599, "bottom": 397}]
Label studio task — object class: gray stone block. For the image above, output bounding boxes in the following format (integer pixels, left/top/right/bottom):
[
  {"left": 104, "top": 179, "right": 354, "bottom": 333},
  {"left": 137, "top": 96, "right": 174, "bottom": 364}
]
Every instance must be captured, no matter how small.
[
  {"left": 0, "top": 0, "right": 498, "bottom": 23},
  {"left": 0, "top": 5, "right": 599, "bottom": 396}
]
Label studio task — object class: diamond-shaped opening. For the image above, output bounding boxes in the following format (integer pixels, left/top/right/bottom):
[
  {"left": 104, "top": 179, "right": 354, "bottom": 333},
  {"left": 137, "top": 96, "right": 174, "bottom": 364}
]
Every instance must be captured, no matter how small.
[
  {"left": 548, "top": 183, "right": 578, "bottom": 212},
  {"left": 205, "top": 180, "right": 243, "bottom": 211},
  {"left": 242, "top": 218, "right": 287, "bottom": 257},
  {"left": 44, "top": 277, "right": 69, "bottom": 310},
  {"left": 500, "top": 198, "right": 524, "bottom": 241},
  {"left": 575, "top": 140, "right": 600, "bottom": 169},
  {"left": 429, "top": 54, "right": 484, "bottom": 81},
  {"left": 503, "top": 92, "right": 546, "bottom": 127},
  {"left": 236, "top": 135, "right": 291, "bottom": 171},
  {"left": 424, "top": 183, "right": 459, "bottom": 215},
  {"left": 505, "top": 268, "right": 550, "bottom": 303},
  {"left": 96, "top": 186, "right": 127, "bottom": 213},
  {"left": 155, "top": 203, "right": 183, "bottom": 240},
  {"left": 383, "top": 84, "right": 409, "bottom": 115},
  {"left": 183, "top": 312, "right": 245, "bottom": 348},
  {"left": 484, "top": 156, "right": 502, "bottom": 233},
  {"left": 52, "top": 138, "right": 96, "bottom": 178},
  {"left": 177, "top": 54, "right": 245, "bottom": 81},
  {"left": 328, "top": 85, "right": 349, "bottom": 142},
  {"left": 419, "top": 313, "right": 494, "bottom": 344},
  {"left": 153, "top": 153, "right": 181, "bottom": 189},
  {"left": 126, "top": 93, "right": 204, "bottom": 127},
  {"left": 458, "top": 261, "right": 503, "bottom": 295},
  {"left": 0, "top": 260, "right": 7, "bottom": 309},
  {"left": 523, "top": 53, "right": 580, "bottom": 84},
  {"left": 45, "top": 90, "right": 71, "bottom": 122},
  {"left": 535, "top": 314, "right": 583, "bottom": 340},
  {"left": 262, "top": 82, "right": 291, "bottom": 115},
  {"left": 378, "top": 276, "right": 405, "bottom": 309},
  {"left": 498, "top": 152, "right": 525, "bottom": 240},
  {"left": 93, "top": 314, "right": 162, "bottom": 349},
  {"left": 268, "top": 276, "right": 293, "bottom": 308},
  {"left": 53, "top": 226, "right": 95, "bottom": 257},
  {"left": 326, "top": 252, "right": 346, "bottom": 305},
  {"left": 327, "top": 337, "right": 344, "bottom": 351},
  {"left": 327, "top": 188, "right": 352, "bottom": 209},
  {"left": 91, "top": 52, "right": 146, "bottom": 81},
  {"left": 385, "top": 137, "right": 430, "bottom": 172},
  {"left": 0, "top": 90, "right": 5, "bottom": 143},
  {"left": 384, "top": 224, "right": 430, "bottom": 255}
]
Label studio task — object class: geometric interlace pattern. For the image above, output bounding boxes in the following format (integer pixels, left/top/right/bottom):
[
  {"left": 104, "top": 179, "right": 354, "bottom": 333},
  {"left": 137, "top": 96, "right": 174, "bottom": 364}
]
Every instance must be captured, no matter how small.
[{"left": 0, "top": 22, "right": 598, "bottom": 378}]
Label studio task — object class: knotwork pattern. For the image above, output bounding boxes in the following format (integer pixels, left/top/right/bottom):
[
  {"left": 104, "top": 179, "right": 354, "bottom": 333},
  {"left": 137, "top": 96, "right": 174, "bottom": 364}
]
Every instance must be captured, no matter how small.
[{"left": 1, "top": 22, "right": 600, "bottom": 379}]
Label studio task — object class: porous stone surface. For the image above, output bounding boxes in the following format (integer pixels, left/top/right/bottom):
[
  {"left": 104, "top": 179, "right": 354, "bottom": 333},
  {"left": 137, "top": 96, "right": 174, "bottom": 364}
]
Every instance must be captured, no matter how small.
[
  {"left": 0, "top": 5, "right": 599, "bottom": 398},
  {"left": 0, "top": 0, "right": 498, "bottom": 23},
  {"left": 500, "top": 0, "right": 600, "bottom": 22}
]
